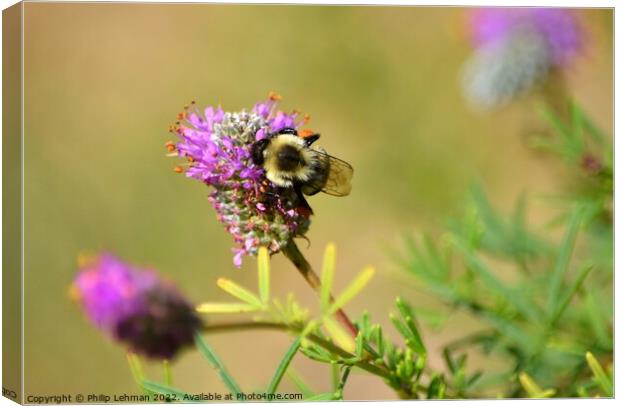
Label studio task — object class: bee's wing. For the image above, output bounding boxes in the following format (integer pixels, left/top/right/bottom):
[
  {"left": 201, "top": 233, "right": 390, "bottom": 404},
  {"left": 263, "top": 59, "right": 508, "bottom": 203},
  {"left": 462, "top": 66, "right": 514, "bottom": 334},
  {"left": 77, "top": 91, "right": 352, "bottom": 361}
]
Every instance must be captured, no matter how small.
[{"left": 314, "top": 150, "right": 354, "bottom": 197}]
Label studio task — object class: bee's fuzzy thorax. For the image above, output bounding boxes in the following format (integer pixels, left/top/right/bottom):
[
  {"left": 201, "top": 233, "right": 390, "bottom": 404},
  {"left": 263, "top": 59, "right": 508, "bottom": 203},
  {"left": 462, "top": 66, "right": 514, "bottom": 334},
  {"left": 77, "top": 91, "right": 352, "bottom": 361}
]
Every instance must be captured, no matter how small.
[{"left": 263, "top": 134, "right": 317, "bottom": 187}]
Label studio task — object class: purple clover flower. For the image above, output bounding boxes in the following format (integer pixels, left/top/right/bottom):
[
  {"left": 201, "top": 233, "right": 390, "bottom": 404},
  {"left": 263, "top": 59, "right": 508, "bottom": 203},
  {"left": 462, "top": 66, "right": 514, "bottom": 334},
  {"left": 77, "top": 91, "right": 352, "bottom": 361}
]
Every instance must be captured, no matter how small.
[
  {"left": 470, "top": 8, "right": 581, "bottom": 66},
  {"left": 168, "top": 93, "right": 312, "bottom": 267},
  {"left": 461, "top": 8, "right": 582, "bottom": 109},
  {"left": 72, "top": 253, "right": 201, "bottom": 360}
]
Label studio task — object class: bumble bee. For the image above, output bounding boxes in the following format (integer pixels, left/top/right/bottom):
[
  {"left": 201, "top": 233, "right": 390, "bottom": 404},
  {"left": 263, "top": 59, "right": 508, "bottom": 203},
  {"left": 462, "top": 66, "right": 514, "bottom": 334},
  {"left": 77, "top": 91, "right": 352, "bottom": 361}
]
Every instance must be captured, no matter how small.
[{"left": 251, "top": 127, "right": 353, "bottom": 212}]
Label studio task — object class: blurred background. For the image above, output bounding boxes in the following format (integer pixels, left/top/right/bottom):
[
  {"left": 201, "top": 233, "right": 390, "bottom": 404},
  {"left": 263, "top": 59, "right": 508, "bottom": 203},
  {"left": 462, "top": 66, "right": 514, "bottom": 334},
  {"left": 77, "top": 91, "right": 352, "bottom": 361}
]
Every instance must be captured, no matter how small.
[{"left": 22, "top": 3, "right": 612, "bottom": 400}]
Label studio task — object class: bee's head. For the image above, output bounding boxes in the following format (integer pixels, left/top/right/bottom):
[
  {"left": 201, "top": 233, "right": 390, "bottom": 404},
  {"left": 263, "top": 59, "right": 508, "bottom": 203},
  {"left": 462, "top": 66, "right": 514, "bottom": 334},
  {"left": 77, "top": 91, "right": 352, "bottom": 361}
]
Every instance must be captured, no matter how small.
[{"left": 251, "top": 138, "right": 271, "bottom": 166}]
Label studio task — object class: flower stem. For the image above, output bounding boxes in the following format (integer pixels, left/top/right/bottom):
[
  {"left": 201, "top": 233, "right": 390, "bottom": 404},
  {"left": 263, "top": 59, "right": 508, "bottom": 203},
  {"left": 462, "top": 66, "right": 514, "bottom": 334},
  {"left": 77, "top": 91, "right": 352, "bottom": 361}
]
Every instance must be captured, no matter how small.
[
  {"left": 281, "top": 240, "right": 358, "bottom": 337},
  {"left": 201, "top": 321, "right": 388, "bottom": 380}
]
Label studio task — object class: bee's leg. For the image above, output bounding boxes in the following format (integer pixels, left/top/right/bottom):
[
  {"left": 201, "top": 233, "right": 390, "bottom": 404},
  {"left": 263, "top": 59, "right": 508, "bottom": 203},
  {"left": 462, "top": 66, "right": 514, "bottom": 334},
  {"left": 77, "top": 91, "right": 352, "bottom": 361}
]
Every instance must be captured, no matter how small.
[
  {"left": 297, "top": 234, "right": 312, "bottom": 248},
  {"left": 302, "top": 133, "right": 320, "bottom": 146},
  {"left": 293, "top": 183, "right": 314, "bottom": 216}
]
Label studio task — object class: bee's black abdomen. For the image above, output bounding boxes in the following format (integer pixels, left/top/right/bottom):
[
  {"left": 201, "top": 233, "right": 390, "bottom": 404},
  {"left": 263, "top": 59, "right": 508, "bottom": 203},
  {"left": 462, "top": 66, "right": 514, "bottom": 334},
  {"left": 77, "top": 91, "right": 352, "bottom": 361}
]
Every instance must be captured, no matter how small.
[{"left": 276, "top": 145, "right": 302, "bottom": 171}]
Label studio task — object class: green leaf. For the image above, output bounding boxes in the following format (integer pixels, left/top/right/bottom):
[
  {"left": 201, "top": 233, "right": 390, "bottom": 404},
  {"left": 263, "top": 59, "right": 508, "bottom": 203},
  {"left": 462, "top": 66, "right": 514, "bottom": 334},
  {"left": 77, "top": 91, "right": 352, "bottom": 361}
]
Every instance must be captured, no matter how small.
[
  {"left": 482, "top": 312, "right": 536, "bottom": 354},
  {"left": 569, "top": 102, "right": 585, "bottom": 153},
  {"left": 395, "top": 297, "right": 426, "bottom": 354},
  {"left": 333, "top": 366, "right": 352, "bottom": 400},
  {"left": 141, "top": 380, "right": 190, "bottom": 398},
  {"left": 427, "top": 374, "right": 446, "bottom": 399},
  {"left": 304, "top": 393, "right": 335, "bottom": 401},
  {"left": 196, "top": 302, "right": 259, "bottom": 314},
  {"left": 442, "top": 348, "right": 456, "bottom": 374},
  {"left": 540, "top": 105, "right": 581, "bottom": 160},
  {"left": 217, "top": 278, "right": 263, "bottom": 308},
  {"left": 330, "top": 363, "right": 340, "bottom": 393},
  {"left": 518, "top": 372, "right": 556, "bottom": 398},
  {"left": 162, "top": 359, "right": 172, "bottom": 387},
  {"left": 328, "top": 266, "right": 375, "bottom": 315},
  {"left": 127, "top": 353, "right": 154, "bottom": 397},
  {"left": 323, "top": 316, "right": 356, "bottom": 353},
  {"left": 585, "top": 292, "right": 612, "bottom": 348},
  {"left": 127, "top": 353, "right": 145, "bottom": 385},
  {"left": 258, "top": 247, "right": 270, "bottom": 304},
  {"left": 585, "top": 352, "right": 612, "bottom": 396},
  {"left": 267, "top": 337, "right": 301, "bottom": 395},
  {"left": 194, "top": 333, "right": 242, "bottom": 395},
  {"left": 546, "top": 207, "right": 584, "bottom": 315},
  {"left": 285, "top": 369, "right": 315, "bottom": 398},
  {"left": 549, "top": 264, "right": 592, "bottom": 326},
  {"left": 452, "top": 237, "right": 541, "bottom": 323},
  {"left": 320, "top": 243, "right": 336, "bottom": 313},
  {"left": 300, "top": 346, "right": 334, "bottom": 363},
  {"left": 583, "top": 109, "right": 607, "bottom": 144}
]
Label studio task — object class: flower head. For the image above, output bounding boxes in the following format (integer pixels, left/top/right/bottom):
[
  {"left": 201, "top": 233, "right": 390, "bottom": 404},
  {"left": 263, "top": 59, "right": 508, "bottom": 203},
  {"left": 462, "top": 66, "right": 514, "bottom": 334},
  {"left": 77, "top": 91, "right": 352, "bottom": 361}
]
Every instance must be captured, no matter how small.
[
  {"left": 461, "top": 8, "right": 582, "bottom": 109},
  {"left": 168, "top": 93, "right": 312, "bottom": 266},
  {"left": 72, "top": 253, "right": 201, "bottom": 360}
]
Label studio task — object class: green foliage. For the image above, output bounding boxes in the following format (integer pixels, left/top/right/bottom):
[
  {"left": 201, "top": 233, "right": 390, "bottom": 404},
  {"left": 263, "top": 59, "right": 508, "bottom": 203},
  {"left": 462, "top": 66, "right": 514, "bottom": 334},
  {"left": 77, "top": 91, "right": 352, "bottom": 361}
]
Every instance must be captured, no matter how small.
[
  {"left": 267, "top": 337, "right": 302, "bottom": 395},
  {"left": 518, "top": 372, "right": 556, "bottom": 398},
  {"left": 585, "top": 352, "right": 613, "bottom": 397},
  {"left": 194, "top": 334, "right": 242, "bottom": 395},
  {"left": 401, "top": 104, "right": 613, "bottom": 398}
]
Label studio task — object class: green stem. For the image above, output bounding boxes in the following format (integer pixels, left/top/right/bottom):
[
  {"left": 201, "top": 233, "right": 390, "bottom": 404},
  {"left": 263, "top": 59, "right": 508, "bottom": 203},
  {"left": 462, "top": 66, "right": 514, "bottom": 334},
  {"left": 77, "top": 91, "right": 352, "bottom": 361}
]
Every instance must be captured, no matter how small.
[
  {"left": 282, "top": 240, "right": 359, "bottom": 337},
  {"left": 201, "top": 321, "right": 390, "bottom": 381},
  {"left": 162, "top": 359, "right": 172, "bottom": 387}
]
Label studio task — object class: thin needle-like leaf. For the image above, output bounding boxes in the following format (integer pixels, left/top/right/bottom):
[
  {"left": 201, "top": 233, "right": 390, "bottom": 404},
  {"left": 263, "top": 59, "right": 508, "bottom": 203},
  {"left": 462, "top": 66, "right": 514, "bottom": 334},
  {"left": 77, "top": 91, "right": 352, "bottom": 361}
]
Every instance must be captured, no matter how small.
[
  {"left": 305, "top": 393, "right": 335, "bottom": 401},
  {"left": 163, "top": 359, "right": 172, "bottom": 387},
  {"left": 258, "top": 247, "right": 270, "bottom": 304},
  {"left": 452, "top": 238, "right": 541, "bottom": 323},
  {"left": 217, "top": 278, "right": 263, "bottom": 307},
  {"left": 549, "top": 264, "right": 592, "bottom": 326},
  {"left": 321, "top": 243, "right": 336, "bottom": 313},
  {"left": 194, "top": 333, "right": 242, "bottom": 395},
  {"left": 127, "top": 353, "right": 145, "bottom": 385},
  {"left": 127, "top": 353, "right": 154, "bottom": 397},
  {"left": 519, "top": 372, "right": 556, "bottom": 398},
  {"left": 324, "top": 316, "right": 356, "bottom": 353},
  {"left": 546, "top": 207, "right": 584, "bottom": 315},
  {"left": 267, "top": 337, "right": 302, "bottom": 395},
  {"left": 328, "top": 267, "right": 375, "bottom": 316},
  {"left": 196, "top": 302, "right": 259, "bottom": 314},
  {"left": 585, "top": 352, "right": 612, "bottom": 396},
  {"left": 585, "top": 293, "right": 612, "bottom": 348},
  {"left": 286, "top": 369, "right": 315, "bottom": 398}
]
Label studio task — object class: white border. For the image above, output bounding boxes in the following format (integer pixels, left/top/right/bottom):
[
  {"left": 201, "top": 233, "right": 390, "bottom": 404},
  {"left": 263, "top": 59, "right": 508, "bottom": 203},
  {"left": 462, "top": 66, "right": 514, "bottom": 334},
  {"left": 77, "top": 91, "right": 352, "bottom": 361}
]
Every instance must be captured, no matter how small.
[{"left": 0, "top": 1, "right": 616, "bottom": 406}]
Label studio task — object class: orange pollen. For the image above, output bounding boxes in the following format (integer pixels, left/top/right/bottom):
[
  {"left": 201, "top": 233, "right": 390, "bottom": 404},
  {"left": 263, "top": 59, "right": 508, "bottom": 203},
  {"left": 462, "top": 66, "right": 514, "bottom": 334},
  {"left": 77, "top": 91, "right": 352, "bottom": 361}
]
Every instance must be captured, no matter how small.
[
  {"left": 299, "top": 129, "right": 315, "bottom": 138},
  {"left": 165, "top": 141, "right": 176, "bottom": 152},
  {"left": 268, "top": 91, "right": 282, "bottom": 101},
  {"left": 174, "top": 166, "right": 184, "bottom": 173},
  {"left": 303, "top": 114, "right": 311, "bottom": 122},
  {"left": 177, "top": 112, "right": 187, "bottom": 120}
]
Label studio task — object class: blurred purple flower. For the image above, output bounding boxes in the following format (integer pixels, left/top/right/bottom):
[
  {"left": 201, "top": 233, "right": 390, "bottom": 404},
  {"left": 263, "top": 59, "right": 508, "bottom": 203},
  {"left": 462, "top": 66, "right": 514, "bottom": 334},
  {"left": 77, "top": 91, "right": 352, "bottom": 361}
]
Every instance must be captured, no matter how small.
[
  {"left": 470, "top": 8, "right": 581, "bottom": 66},
  {"left": 461, "top": 8, "right": 582, "bottom": 110},
  {"left": 168, "top": 93, "right": 312, "bottom": 267},
  {"left": 72, "top": 253, "right": 201, "bottom": 360}
]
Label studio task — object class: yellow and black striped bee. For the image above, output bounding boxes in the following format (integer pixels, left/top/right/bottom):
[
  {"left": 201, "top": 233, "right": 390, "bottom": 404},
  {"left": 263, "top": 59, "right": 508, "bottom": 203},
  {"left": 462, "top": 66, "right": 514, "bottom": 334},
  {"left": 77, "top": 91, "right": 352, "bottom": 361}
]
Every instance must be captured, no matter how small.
[{"left": 251, "top": 127, "right": 353, "bottom": 213}]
